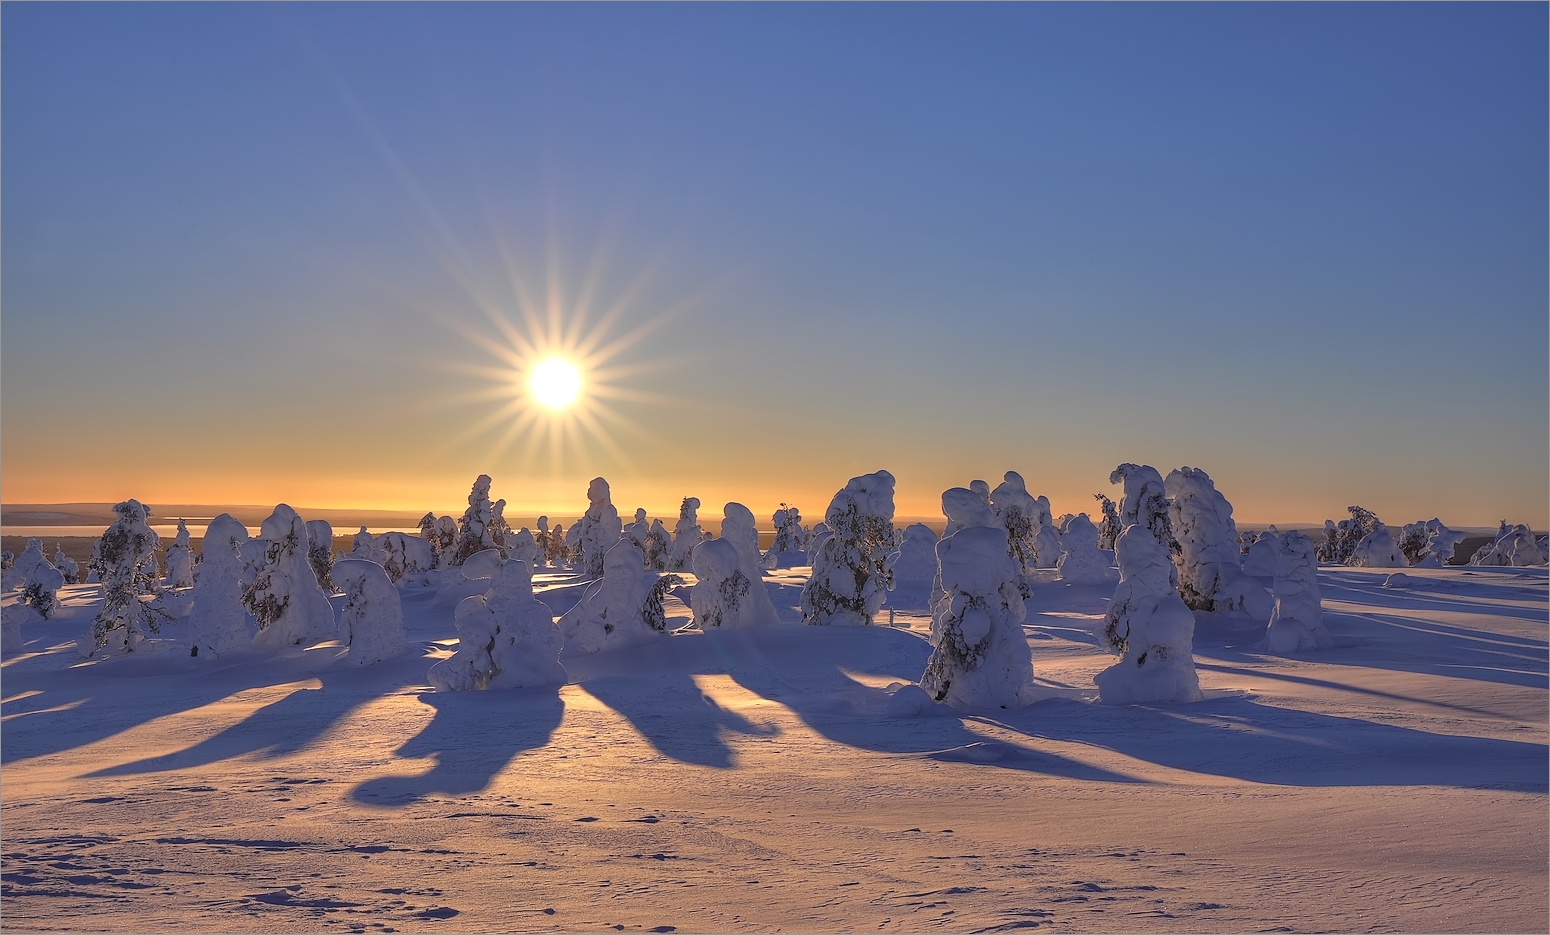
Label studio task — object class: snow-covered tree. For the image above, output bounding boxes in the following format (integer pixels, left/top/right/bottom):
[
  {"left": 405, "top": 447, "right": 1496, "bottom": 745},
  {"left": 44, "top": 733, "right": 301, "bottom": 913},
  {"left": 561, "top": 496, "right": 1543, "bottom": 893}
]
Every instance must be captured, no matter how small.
[
  {"left": 3, "top": 539, "right": 51, "bottom": 592},
  {"left": 942, "top": 486, "right": 998, "bottom": 538},
  {"left": 84, "top": 500, "right": 170, "bottom": 656},
  {"left": 1242, "top": 528, "right": 1283, "bottom": 577},
  {"left": 1400, "top": 519, "right": 1466, "bottom": 567},
  {"left": 624, "top": 508, "right": 651, "bottom": 556},
  {"left": 333, "top": 559, "right": 410, "bottom": 665},
  {"left": 989, "top": 471, "right": 1043, "bottom": 572},
  {"left": 564, "top": 522, "right": 583, "bottom": 567},
  {"left": 664, "top": 497, "right": 706, "bottom": 572},
  {"left": 643, "top": 519, "right": 671, "bottom": 571},
  {"left": 163, "top": 520, "right": 196, "bottom": 588},
  {"left": 801, "top": 470, "right": 897, "bottom": 626},
  {"left": 1164, "top": 466, "right": 1270, "bottom": 616},
  {"left": 573, "top": 477, "right": 624, "bottom": 579},
  {"left": 341, "top": 526, "right": 381, "bottom": 564},
  {"left": 419, "top": 512, "right": 457, "bottom": 568},
  {"left": 1315, "top": 506, "right": 1380, "bottom": 564},
  {"left": 919, "top": 525, "right": 1035, "bottom": 710},
  {"left": 507, "top": 527, "right": 540, "bottom": 570},
  {"left": 690, "top": 537, "right": 749, "bottom": 630},
  {"left": 1110, "top": 464, "right": 1177, "bottom": 565},
  {"left": 1350, "top": 524, "right": 1405, "bottom": 567},
  {"left": 889, "top": 523, "right": 940, "bottom": 595},
  {"left": 489, "top": 498, "right": 513, "bottom": 556},
  {"left": 561, "top": 540, "right": 682, "bottom": 650},
  {"left": 53, "top": 547, "right": 79, "bottom": 585},
  {"left": 1095, "top": 525, "right": 1202, "bottom": 705},
  {"left": 428, "top": 560, "right": 566, "bottom": 691},
  {"left": 243, "top": 504, "right": 337, "bottom": 650},
  {"left": 378, "top": 531, "right": 434, "bottom": 584},
  {"left": 711, "top": 503, "right": 780, "bottom": 626},
  {"left": 19, "top": 557, "right": 65, "bottom": 620},
  {"left": 765, "top": 504, "right": 808, "bottom": 568},
  {"left": 1470, "top": 523, "right": 1548, "bottom": 566},
  {"left": 188, "top": 513, "right": 253, "bottom": 657},
  {"left": 450, "top": 474, "right": 504, "bottom": 566},
  {"left": 305, "top": 519, "right": 335, "bottom": 592},
  {"left": 806, "top": 521, "right": 833, "bottom": 563},
  {"left": 1055, "top": 514, "right": 1111, "bottom": 585},
  {"left": 1263, "top": 531, "right": 1333, "bottom": 653}
]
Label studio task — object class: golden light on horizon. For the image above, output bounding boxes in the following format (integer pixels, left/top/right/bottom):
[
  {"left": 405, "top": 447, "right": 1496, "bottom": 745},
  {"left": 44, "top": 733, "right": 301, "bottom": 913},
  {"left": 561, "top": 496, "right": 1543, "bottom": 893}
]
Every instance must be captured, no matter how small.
[{"left": 528, "top": 356, "right": 583, "bottom": 410}]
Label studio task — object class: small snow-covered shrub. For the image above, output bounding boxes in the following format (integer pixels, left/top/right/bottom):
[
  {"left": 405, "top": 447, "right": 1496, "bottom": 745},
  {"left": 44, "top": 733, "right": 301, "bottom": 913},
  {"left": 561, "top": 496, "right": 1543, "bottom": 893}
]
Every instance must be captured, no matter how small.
[
  {"left": 801, "top": 471, "right": 897, "bottom": 626},
  {"left": 664, "top": 497, "right": 706, "bottom": 572},
  {"left": 1263, "top": 531, "right": 1332, "bottom": 653},
  {"left": 1110, "top": 463, "right": 1178, "bottom": 562},
  {"left": 243, "top": 504, "right": 337, "bottom": 650},
  {"left": 1164, "top": 466, "right": 1270, "bottom": 616},
  {"left": 1095, "top": 525, "right": 1202, "bottom": 705},
  {"left": 333, "top": 559, "right": 409, "bottom": 665},
  {"left": 1055, "top": 514, "right": 1111, "bottom": 585},
  {"left": 85, "top": 500, "right": 170, "bottom": 656},
  {"left": 188, "top": 513, "right": 253, "bottom": 657},
  {"left": 573, "top": 477, "right": 623, "bottom": 578},
  {"left": 163, "top": 520, "right": 196, "bottom": 588},
  {"left": 429, "top": 560, "right": 565, "bottom": 690},
  {"left": 765, "top": 504, "right": 808, "bottom": 568},
  {"left": 21, "top": 561, "right": 65, "bottom": 620},
  {"left": 561, "top": 540, "right": 675, "bottom": 651},
  {"left": 1350, "top": 524, "right": 1405, "bottom": 568},
  {"left": 919, "top": 525, "right": 1035, "bottom": 710},
  {"left": 305, "top": 519, "right": 335, "bottom": 591},
  {"left": 1470, "top": 523, "right": 1548, "bottom": 566}
]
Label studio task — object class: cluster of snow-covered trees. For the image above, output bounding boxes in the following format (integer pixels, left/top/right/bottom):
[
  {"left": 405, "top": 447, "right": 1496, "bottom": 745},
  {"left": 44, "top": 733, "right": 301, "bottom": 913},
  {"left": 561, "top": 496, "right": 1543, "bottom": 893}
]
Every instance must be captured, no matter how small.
[{"left": 6, "top": 464, "right": 1542, "bottom": 722}]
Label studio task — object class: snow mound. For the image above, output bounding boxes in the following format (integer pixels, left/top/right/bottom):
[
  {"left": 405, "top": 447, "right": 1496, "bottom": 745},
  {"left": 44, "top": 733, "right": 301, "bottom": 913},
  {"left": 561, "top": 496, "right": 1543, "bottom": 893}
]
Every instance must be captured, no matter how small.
[{"left": 1095, "top": 525, "right": 1202, "bottom": 705}]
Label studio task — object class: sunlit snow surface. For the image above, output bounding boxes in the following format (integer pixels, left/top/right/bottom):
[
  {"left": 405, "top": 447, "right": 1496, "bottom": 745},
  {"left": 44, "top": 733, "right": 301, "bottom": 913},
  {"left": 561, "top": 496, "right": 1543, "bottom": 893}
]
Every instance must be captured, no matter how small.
[{"left": 2, "top": 564, "right": 1545, "bottom": 933}]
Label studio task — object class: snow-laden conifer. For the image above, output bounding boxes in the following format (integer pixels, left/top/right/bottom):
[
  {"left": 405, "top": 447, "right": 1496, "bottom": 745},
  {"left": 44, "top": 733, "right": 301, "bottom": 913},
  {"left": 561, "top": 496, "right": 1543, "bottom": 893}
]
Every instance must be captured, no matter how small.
[
  {"left": 690, "top": 537, "right": 748, "bottom": 630},
  {"left": 561, "top": 540, "right": 681, "bottom": 650},
  {"left": 890, "top": 523, "right": 940, "bottom": 595},
  {"left": 507, "top": 527, "right": 540, "bottom": 570},
  {"left": 1110, "top": 464, "right": 1178, "bottom": 565},
  {"left": 419, "top": 512, "right": 457, "bottom": 568},
  {"left": 801, "top": 471, "right": 896, "bottom": 626},
  {"left": 573, "top": 477, "right": 624, "bottom": 578},
  {"left": 624, "top": 508, "right": 651, "bottom": 556},
  {"left": 643, "top": 519, "right": 671, "bottom": 571},
  {"left": 244, "top": 505, "right": 337, "bottom": 650},
  {"left": 1398, "top": 519, "right": 1465, "bottom": 567},
  {"left": 919, "top": 525, "right": 1035, "bottom": 710},
  {"left": 989, "top": 471, "right": 1043, "bottom": 572},
  {"left": 53, "top": 547, "right": 80, "bottom": 585},
  {"left": 942, "top": 487, "right": 997, "bottom": 538},
  {"left": 4, "top": 539, "right": 51, "bottom": 592},
  {"left": 765, "top": 504, "right": 808, "bottom": 568},
  {"left": 1164, "top": 466, "right": 1270, "bottom": 615},
  {"left": 305, "top": 519, "right": 335, "bottom": 591},
  {"left": 710, "top": 503, "right": 780, "bottom": 626},
  {"left": 1470, "top": 523, "right": 1547, "bottom": 566},
  {"left": 1243, "top": 528, "right": 1283, "bottom": 577},
  {"left": 450, "top": 474, "right": 503, "bottom": 566},
  {"left": 1350, "top": 524, "right": 1405, "bottom": 567},
  {"left": 1055, "top": 514, "right": 1112, "bottom": 584},
  {"left": 1263, "top": 531, "right": 1332, "bottom": 653},
  {"left": 664, "top": 497, "right": 706, "bottom": 572},
  {"left": 162, "top": 520, "right": 196, "bottom": 589},
  {"left": 1315, "top": 506, "right": 1379, "bottom": 564},
  {"left": 379, "top": 531, "right": 434, "bottom": 584},
  {"left": 1095, "top": 525, "right": 1202, "bottom": 704},
  {"left": 188, "top": 513, "right": 253, "bottom": 657},
  {"left": 84, "top": 500, "right": 170, "bottom": 656},
  {"left": 429, "top": 560, "right": 565, "bottom": 690},
  {"left": 1094, "top": 494, "right": 1122, "bottom": 550},
  {"left": 333, "top": 559, "right": 410, "bottom": 665}
]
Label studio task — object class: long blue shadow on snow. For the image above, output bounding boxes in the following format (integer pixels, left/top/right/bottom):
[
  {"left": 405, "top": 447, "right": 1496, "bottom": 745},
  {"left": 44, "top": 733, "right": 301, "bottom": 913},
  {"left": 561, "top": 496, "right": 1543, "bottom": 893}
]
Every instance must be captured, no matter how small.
[
  {"left": 579, "top": 673, "right": 777, "bottom": 769},
  {"left": 992, "top": 694, "right": 1547, "bottom": 793},
  {"left": 349, "top": 688, "right": 564, "bottom": 806}
]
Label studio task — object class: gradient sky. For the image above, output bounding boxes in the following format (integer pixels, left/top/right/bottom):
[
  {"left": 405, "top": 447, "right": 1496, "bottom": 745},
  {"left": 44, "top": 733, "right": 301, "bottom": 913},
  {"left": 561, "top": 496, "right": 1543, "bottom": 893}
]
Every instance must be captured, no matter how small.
[{"left": 4, "top": 2, "right": 1546, "bottom": 526}]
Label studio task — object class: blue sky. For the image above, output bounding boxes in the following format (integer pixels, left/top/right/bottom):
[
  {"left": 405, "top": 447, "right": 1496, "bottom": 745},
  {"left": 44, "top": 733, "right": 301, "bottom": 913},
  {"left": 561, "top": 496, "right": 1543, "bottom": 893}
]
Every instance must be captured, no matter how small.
[{"left": 4, "top": 2, "right": 1545, "bottom": 525}]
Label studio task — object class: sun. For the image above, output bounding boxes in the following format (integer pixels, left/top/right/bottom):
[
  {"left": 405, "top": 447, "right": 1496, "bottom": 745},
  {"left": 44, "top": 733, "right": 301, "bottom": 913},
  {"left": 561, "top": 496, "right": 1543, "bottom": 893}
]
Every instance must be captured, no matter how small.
[{"left": 529, "top": 357, "right": 582, "bottom": 410}]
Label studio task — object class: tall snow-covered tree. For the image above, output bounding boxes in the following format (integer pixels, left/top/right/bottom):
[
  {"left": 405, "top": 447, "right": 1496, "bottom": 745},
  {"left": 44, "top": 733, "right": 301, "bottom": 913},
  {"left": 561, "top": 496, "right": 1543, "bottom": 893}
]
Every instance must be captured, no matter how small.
[
  {"left": 450, "top": 474, "right": 503, "bottom": 566},
  {"left": 1095, "top": 525, "right": 1202, "bottom": 704},
  {"left": 1263, "top": 531, "right": 1333, "bottom": 653},
  {"left": 334, "top": 559, "right": 410, "bottom": 665},
  {"left": 188, "top": 513, "right": 254, "bottom": 657},
  {"left": 1055, "top": 514, "right": 1111, "bottom": 585},
  {"left": 243, "top": 504, "right": 337, "bottom": 650},
  {"left": 163, "top": 520, "right": 196, "bottom": 589},
  {"left": 801, "top": 471, "right": 897, "bottom": 626},
  {"left": 85, "top": 500, "right": 170, "bottom": 656},
  {"left": 1164, "top": 466, "right": 1270, "bottom": 615},
  {"left": 919, "top": 524, "right": 1035, "bottom": 710},
  {"left": 574, "top": 477, "right": 624, "bottom": 578},
  {"left": 1110, "top": 463, "right": 1177, "bottom": 564},
  {"left": 664, "top": 497, "right": 706, "bottom": 572}
]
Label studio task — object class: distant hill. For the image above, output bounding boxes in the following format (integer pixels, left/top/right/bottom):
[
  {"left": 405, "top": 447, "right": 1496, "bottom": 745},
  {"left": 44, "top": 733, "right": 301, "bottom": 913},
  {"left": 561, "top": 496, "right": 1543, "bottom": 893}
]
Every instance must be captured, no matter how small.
[{"left": 2, "top": 503, "right": 436, "bottom": 529}]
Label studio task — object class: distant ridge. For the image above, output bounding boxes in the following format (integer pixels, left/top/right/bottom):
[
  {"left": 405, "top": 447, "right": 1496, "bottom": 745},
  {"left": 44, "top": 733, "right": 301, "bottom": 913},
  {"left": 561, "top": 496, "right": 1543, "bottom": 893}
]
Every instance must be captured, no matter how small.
[{"left": 2, "top": 503, "right": 436, "bottom": 529}]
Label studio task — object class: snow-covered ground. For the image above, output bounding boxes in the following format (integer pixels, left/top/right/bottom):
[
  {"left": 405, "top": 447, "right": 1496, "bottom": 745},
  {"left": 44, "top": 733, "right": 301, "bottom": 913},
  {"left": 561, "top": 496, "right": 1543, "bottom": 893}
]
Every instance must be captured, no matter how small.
[{"left": 3, "top": 564, "right": 1545, "bottom": 933}]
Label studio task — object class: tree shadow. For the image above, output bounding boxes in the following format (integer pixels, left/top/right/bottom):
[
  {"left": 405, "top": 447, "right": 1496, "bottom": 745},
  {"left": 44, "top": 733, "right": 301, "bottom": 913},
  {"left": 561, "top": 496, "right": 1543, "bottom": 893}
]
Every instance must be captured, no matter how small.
[
  {"left": 349, "top": 688, "right": 564, "bottom": 805},
  {"left": 579, "top": 672, "right": 776, "bottom": 769}
]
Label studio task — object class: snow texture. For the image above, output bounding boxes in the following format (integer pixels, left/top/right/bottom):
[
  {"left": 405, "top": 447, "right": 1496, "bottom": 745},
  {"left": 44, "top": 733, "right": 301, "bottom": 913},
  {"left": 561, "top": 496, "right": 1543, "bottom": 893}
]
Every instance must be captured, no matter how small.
[
  {"left": 244, "top": 504, "right": 338, "bottom": 651},
  {"left": 1095, "top": 525, "right": 1203, "bottom": 705},
  {"left": 801, "top": 471, "right": 897, "bottom": 627},
  {"left": 84, "top": 500, "right": 167, "bottom": 656},
  {"left": 188, "top": 513, "right": 254, "bottom": 657},
  {"left": 1263, "top": 531, "right": 1333, "bottom": 653},
  {"left": 917, "top": 524, "right": 1035, "bottom": 710},
  {"left": 428, "top": 560, "right": 566, "bottom": 691},
  {"left": 1165, "top": 466, "right": 1270, "bottom": 616},
  {"left": 1055, "top": 513, "right": 1112, "bottom": 585},
  {"left": 1471, "top": 523, "right": 1548, "bottom": 567},
  {"left": 164, "top": 520, "right": 196, "bottom": 589},
  {"left": 333, "top": 559, "right": 410, "bottom": 665},
  {"left": 1350, "top": 524, "right": 1406, "bottom": 568},
  {"left": 664, "top": 497, "right": 706, "bottom": 572}
]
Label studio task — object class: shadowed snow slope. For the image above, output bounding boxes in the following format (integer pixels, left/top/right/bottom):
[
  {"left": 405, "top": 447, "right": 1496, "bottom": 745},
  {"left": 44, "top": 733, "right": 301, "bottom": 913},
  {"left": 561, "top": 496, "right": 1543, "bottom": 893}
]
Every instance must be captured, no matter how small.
[{"left": 2, "top": 564, "right": 1544, "bottom": 933}]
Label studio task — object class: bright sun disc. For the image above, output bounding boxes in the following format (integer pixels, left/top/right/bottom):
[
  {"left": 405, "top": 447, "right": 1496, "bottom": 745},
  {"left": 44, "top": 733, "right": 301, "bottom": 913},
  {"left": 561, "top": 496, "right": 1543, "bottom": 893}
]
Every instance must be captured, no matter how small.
[{"left": 529, "top": 357, "right": 582, "bottom": 410}]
